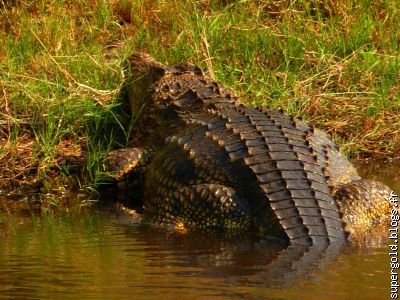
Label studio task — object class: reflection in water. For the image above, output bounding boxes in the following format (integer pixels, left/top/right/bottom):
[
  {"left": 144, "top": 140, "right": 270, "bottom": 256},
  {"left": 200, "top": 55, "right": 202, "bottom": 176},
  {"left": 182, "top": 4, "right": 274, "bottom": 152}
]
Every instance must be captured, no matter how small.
[
  {"left": 125, "top": 224, "right": 345, "bottom": 288},
  {"left": 0, "top": 209, "right": 389, "bottom": 300},
  {"left": 0, "top": 160, "right": 398, "bottom": 299}
]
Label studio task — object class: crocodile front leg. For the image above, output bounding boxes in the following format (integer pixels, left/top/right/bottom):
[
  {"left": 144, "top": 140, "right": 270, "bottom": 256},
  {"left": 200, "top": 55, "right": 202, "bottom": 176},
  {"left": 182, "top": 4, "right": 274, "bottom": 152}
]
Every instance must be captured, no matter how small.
[
  {"left": 105, "top": 147, "right": 150, "bottom": 189},
  {"left": 143, "top": 184, "right": 252, "bottom": 231}
]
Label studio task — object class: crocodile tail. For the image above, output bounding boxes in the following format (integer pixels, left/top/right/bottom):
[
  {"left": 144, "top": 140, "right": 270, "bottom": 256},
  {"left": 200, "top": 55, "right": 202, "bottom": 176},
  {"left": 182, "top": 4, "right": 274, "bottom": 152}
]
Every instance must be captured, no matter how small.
[{"left": 243, "top": 107, "right": 348, "bottom": 245}]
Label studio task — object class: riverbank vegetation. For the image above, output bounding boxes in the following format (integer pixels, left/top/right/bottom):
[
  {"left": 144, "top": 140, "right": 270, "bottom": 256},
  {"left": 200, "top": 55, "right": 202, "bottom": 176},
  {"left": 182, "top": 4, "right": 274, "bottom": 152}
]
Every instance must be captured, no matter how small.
[{"left": 0, "top": 0, "right": 399, "bottom": 207}]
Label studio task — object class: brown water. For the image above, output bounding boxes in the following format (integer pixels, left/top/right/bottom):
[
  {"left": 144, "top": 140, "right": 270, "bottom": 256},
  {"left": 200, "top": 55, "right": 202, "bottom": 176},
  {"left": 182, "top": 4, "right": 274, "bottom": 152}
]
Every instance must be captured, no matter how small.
[{"left": 0, "top": 160, "right": 399, "bottom": 300}]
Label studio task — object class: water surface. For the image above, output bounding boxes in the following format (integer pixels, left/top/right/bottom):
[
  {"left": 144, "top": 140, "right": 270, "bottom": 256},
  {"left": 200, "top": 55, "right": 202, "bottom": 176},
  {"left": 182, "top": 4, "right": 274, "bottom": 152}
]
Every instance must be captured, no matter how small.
[{"left": 0, "top": 160, "right": 398, "bottom": 299}]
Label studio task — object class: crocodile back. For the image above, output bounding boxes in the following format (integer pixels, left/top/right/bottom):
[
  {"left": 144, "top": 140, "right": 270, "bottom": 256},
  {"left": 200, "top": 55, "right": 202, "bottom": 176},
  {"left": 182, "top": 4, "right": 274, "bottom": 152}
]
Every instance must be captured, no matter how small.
[{"left": 145, "top": 66, "right": 348, "bottom": 245}]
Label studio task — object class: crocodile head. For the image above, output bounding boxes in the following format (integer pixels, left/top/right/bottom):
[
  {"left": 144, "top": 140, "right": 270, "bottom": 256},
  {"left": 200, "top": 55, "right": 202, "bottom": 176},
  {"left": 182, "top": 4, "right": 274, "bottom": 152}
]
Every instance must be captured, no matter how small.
[{"left": 126, "top": 53, "right": 167, "bottom": 116}]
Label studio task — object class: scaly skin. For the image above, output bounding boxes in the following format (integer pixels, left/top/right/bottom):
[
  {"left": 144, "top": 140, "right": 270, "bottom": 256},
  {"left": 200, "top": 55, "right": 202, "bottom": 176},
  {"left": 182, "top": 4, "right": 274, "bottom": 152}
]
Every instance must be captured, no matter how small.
[{"left": 114, "top": 53, "right": 394, "bottom": 245}]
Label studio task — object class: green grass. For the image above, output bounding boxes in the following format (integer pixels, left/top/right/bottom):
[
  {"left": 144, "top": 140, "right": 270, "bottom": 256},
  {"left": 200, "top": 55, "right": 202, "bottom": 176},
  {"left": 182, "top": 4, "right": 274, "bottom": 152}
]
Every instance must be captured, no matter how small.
[{"left": 0, "top": 0, "right": 399, "bottom": 206}]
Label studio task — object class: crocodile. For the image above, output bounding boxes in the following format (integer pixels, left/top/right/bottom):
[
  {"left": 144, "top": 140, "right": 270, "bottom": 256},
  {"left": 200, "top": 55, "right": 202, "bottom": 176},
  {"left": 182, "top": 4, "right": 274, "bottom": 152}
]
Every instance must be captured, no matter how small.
[{"left": 107, "top": 53, "right": 394, "bottom": 246}]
